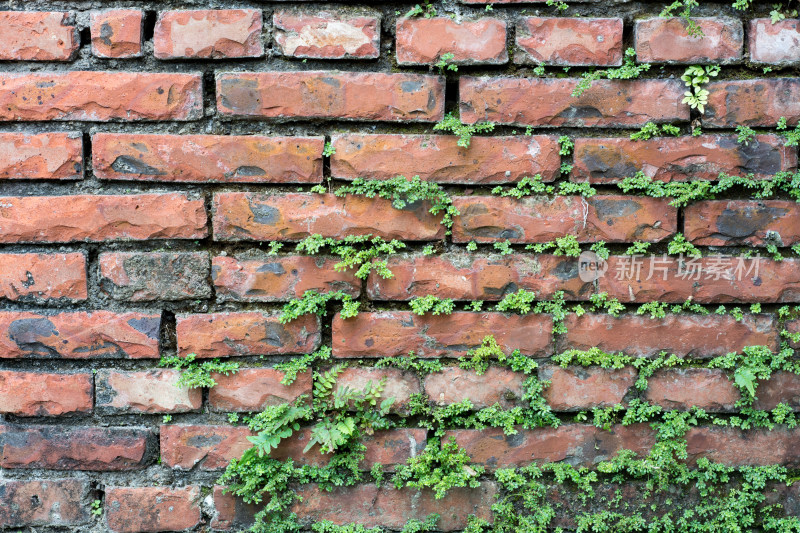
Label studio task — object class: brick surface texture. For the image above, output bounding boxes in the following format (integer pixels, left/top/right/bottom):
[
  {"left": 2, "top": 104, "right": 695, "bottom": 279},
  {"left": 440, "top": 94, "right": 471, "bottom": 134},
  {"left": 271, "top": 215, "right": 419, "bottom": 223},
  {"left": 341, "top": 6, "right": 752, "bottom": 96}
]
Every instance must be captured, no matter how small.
[{"left": 2, "top": 2, "right": 800, "bottom": 532}]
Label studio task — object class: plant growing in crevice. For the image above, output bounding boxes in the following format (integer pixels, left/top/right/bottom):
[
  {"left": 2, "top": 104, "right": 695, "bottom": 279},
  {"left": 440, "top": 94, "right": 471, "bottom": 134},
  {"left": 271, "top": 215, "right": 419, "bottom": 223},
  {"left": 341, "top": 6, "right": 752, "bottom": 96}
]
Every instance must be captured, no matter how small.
[{"left": 433, "top": 112, "right": 495, "bottom": 148}]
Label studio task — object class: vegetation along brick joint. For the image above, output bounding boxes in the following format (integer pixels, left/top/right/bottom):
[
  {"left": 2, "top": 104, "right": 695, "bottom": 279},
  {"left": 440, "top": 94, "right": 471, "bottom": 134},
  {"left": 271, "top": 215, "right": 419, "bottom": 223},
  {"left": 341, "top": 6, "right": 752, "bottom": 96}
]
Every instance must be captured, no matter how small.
[{"left": 3, "top": 0, "right": 800, "bottom": 532}]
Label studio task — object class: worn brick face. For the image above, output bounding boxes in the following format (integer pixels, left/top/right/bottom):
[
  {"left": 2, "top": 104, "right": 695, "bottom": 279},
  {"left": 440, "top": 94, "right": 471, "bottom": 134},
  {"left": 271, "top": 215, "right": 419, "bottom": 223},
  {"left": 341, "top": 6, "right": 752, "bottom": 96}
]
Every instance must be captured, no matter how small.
[
  {"left": 0, "top": 253, "right": 87, "bottom": 302},
  {"left": 274, "top": 10, "right": 381, "bottom": 59},
  {"left": 208, "top": 368, "right": 311, "bottom": 412},
  {"left": 750, "top": 19, "right": 800, "bottom": 65},
  {"left": 93, "top": 133, "right": 324, "bottom": 183},
  {"left": 95, "top": 369, "right": 202, "bottom": 413},
  {"left": 0, "top": 11, "right": 79, "bottom": 61},
  {"left": 634, "top": 17, "right": 743, "bottom": 64},
  {"left": 515, "top": 17, "right": 623, "bottom": 66},
  {"left": 425, "top": 367, "right": 525, "bottom": 409},
  {"left": 90, "top": 9, "right": 143, "bottom": 58},
  {"left": 105, "top": 487, "right": 201, "bottom": 533},
  {"left": 99, "top": 251, "right": 211, "bottom": 301},
  {"left": 684, "top": 200, "right": 800, "bottom": 247},
  {"left": 540, "top": 365, "right": 636, "bottom": 411},
  {"left": 703, "top": 79, "right": 800, "bottom": 127},
  {"left": 396, "top": 17, "right": 507, "bottom": 65},
  {"left": 0, "top": 479, "right": 91, "bottom": 528},
  {"left": 0, "top": 132, "right": 82, "bottom": 180},
  {"left": 155, "top": 9, "right": 263, "bottom": 59},
  {"left": 0, "top": 371, "right": 92, "bottom": 416}
]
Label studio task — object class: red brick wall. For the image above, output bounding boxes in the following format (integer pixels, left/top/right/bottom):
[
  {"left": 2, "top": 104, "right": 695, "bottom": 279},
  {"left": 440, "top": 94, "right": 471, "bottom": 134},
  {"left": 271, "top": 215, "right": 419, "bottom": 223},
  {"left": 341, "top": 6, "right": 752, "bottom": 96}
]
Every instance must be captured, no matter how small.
[{"left": 2, "top": 2, "right": 800, "bottom": 531}]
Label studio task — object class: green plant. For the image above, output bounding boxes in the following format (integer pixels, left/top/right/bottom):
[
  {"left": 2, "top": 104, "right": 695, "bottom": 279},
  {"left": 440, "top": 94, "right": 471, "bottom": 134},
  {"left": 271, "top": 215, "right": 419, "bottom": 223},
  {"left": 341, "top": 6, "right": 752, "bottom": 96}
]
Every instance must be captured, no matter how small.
[
  {"left": 280, "top": 290, "right": 360, "bottom": 323},
  {"left": 322, "top": 142, "right": 335, "bottom": 157},
  {"left": 681, "top": 65, "right": 720, "bottom": 113},
  {"left": 162, "top": 414, "right": 172, "bottom": 424},
  {"left": 393, "top": 438, "right": 484, "bottom": 498},
  {"left": 630, "top": 122, "right": 681, "bottom": 141},
  {"left": 159, "top": 353, "right": 240, "bottom": 389},
  {"left": 434, "top": 52, "right": 458, "bottom": 73},
  {"left": 405, "top": 1, "right": 436, "bottom": 18},
  {"left": 433, "top": 112, "right": 495, "bottom": 148},
  {"left": 668, "top": 233, "right": 702, "bottom": 257},
  {"left": 558, "top": 135, "right": 574, "bottom": 155},
  {"left": 736, "top": 125, "right": 757, "bottom": 145},
  {"left": 90, "top": 499, "right": 102, "bottom": 517},
  {"left": 662, "top": 0, "right": 703, "bottom": 36},
  {"left": 572, "top": 48, "right": 650, "bottom": 97},
  {"left": 410, "top": 294, "right": 455, "bottom": 316},
  {"left": 276, "top": 346, "right": 333, "bottom": 385},
  {"left": 296, "top": 234, "right": 406, "bottom": 280}
]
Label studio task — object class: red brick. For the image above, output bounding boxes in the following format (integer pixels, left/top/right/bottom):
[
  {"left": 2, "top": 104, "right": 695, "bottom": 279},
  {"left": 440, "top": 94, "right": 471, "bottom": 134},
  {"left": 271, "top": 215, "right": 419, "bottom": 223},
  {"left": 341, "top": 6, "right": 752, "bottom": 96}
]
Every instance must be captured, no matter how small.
[
  {"left": 273, "top": 10, "right": 380, "bottom": 59},
  {"left": 788, "top": 320, "right": 800, "bottom": 349},
  {"left": 0, "top": 194, "right": 206, "bottom": 243},
  {"left": 750, "top": 19, "right": 800, "bottom": 65},
  {"left": 572, "top": 135, "right": 796, "bottom": 183},
  {"left": 686, "top": 427, "right": 800, "bottom": 467},
  {"left": 105, "top": 487, "right": 201, "bottom": 533},
  {"left": 755, "top": 372, "right": 800, "bottom": 411},
  {"left": 217, "top": 71, "right": 444, "bottom": 122},
  {"left": 333, "top": 311, "right": 553, "bottom": 358},
  {"left": 291, "top": 483, "right": 497, "bottom": 531},
  {"left": 93, "top": 133, "right": 323, "bottom": 183},
  {"left": 634, "top": 17, "right": 743, "bottom": 64},
  {"left": 99, "top": 252, "right": 211, "bottom": 301},
  {"left": 0, "top": 479, "right": 90, "bottom": 528},
  {"left": 540, "top": 365, "right": 636, "bottom": 411},
  {"left": 0, "top": 371, "right": 92, "bottom": 416},
  {"left": 177, "top": 312, "right": 320, "bottom": 358},
  {"left": 562, "top": 313, "right": 778, "bottom": 358},
  {"left": 0, "top": 253, "right": 87, "bottom": 302},
  {"left": 160, "top": 425, "right": 253, "bottom": 470},
  {"left": 452, "top": 195, "right": 676, "bottom": 243},
  {"left": 704, "top": 79, "right": 800, "bottom": 128},
  {"left": 460, "top": 78, "right": 688, "bottom": 127},
  {"left": 213, "top": 192, "right": 444, "bottom": 242},
  {"left": 90, "top": 9, "right": 143, "bottom": 58},
  {"left": 331, "top": 134, "right": 560, "bottom": 183},
  {"left": 360, "top": 428, "right": 427, "bottom": 471},
  {"left": 367, "top": 254, "right": 593, "bottom": 301},
  {"left": 0, "top": 132, "right": 82, "bottom": 180},
  {"left": 95, "top": 370, "right": 202, "bottom": 414},
  {"left": 598, "top": 256, "right": 800, "bottom": 303},
  {"left": 645, "top": 368, "right": 740, "bottom": 411},
  {"left": 213, "top": 254, "right": 361, "bottom": 302},
  {"left": 0, "top": 72, "right": 203, "bottom": 122},
  {"left": 208, "top": 368, "right": 312, "bottom": 412},
  {"left": 425, "top": 367, "right": 525, "bottom": 408},
  {"left": 211, "top": 485, "right": 261, "bottom": 530},
  {"left": 0, "top": 425, "right": 150, "bottom": 470},
  {"left": 515, "top": 17, "right": 623, "bottom": 66},
  {"left": 155, "top": 9, "right": 263, "bottom": 59},
  {"left": 447, "top": 424, "right": 654, "bottom": 469},
  {"left": 396, "top": 17, "right": 507, "bottom": 65},
  {"left": 684, "top": 200, "right": 800, "bottom": 247},
  {"left": 0, "top": 11, "right": 78, "bottom": 61},
  {"left": 333, "top": 367, "right": 421, "bottom": 412},
  {"left": 0, "top": 311, "right": 160, "bottom": 359}
]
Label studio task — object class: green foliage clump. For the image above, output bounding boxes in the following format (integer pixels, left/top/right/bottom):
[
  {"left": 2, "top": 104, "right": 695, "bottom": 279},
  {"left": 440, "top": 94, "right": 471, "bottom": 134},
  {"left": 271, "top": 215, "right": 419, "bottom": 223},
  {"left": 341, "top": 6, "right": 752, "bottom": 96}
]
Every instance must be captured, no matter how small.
[
  {"left": 433, "top": 112, "right": 495, "bottom": 148},
  {"left": 276, "top": 346, "right": 332, "bottom": 385},
  {"left": 630, "top": 122, "right": 681, "bottom": 141},
  {"left": 280, "top": 290, "right": 359, "bottom": 323},
  {"left": 296, "top": 234, "right": 405, "bottom": 279},
  {"left": 159, "top": 353, "right": 239, "bottom": 389},
  {"left": 573, "top": 49, "right": 650, "bottom": 97},
  {"left": 410, "top": 294, "right": 455, "bottom": 316},
  {"left": 393, "top": 438, "right": 484, "bottom": 498},
  {"left": 681, "top": 65, "right": 720, "bottom": 113}
]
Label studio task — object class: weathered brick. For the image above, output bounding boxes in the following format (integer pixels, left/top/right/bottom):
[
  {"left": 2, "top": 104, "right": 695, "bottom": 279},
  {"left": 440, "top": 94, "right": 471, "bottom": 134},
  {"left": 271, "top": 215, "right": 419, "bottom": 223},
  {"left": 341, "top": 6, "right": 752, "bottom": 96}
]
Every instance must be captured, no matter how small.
[
  {"left": 177, "top": 312, "right": 320, "bottom": 358},
  {"left": 0, "top": 425, "right": 150, "bottom": 470},
  {"left": 95, "top": 369, "right": 202, "bottom": 414},
  {"left": 572, "top": 135, "right": 796, "bottom": 183},
  {"left": 331, "top": 134, "right": 560, "bottom": 183},
  {"left": 0, "top": 72, "right": 203, "bottom": 122},
  {"left": 0, "top": 371, "right": 92, "bottom": 416},
  {"left": 0, "top": 311, "right": 160, "bottom": 359},
  {"left": 106, "top": 487, "right": 201, "bottom": 533},
  {"left": 0, "top": 11, "right": 78, "bottom": 61},
  {"left": 515, "top": 17, "right": 623, "bottom": 66},
  {"left": 686, "top": 427, "right": 800, "bottom": 467},
  {"left": 425, "top": 367, "right": 525, "bottom": 409},
  {"left": 211, "top": 485, "right": 261, "bottom": 531},
  {"left": 155, "top": 9, "right": 263, "bottom": 59},
  {"left": 635, "top": 17, "right": 743, "bottom": 64},
  {"left": 367, "top": 254, "right": 593, "bottom": 301},
  {"left": 360, "top": 428, "right": 427, "bottom": 471},
  {"left": 750, "top": 19, "right": 800, "bottom": 65},
  {"left": 0, "top": 479, "right": 91, "bottom": 529},
  {"left": 452, "top": 195, "right": 677, "bottom": 243},
  {"left": 333, "top": 367, "right": 421, "bottom": 412},
  {"left": 645, "top": 368, "right": 740, "bottom": 411},
  {"left": 447, "top": 424, "right": 654, "bottom": 469},
  {"left": 704, "top": 79, "right": 800, "bottom": 127},
  {"left": 0, "top": 132, "right": 82, "bottom": 180},
  {"left": 0, "top": 253, "right": 87, "bottom": 302},
  {"left": 332, "top": 311, "right": 553, "bottom": 358},
  {"left": 562, "top": 313, "right": 778, "bottom": 357},
  {"left": 217, "top": 71, "right": 444, "bottom": 122},
  {"left": 273, "top": 10, "right": 380, "bottom": 59},
  {"left": 213, "top": 254, "right": 361, "bottom": 302},
  {"left": 0, "top": 194, "right": 206, "bottom": 243},
  {"left": 90, "top": 9, "right": 143, "bottom": 58},
  {"left": 755, "top": 372, "right": 800, "bottom": 411},
  {"left": 93, "top": 133, "right": 323, "bottom": 183},
  {"left": 99, "top": 252, "right": 211, "bottom": 301},
  {"left": 788, "top": 320, "right": 800, "bottom": 349},
  {"left": 396, "top": 17, "right": 507, "bottom": 65},
  {"left": 598, "top": 256, "right": 800, "bottom": 303},
  {"left": 684, "top": 200, "right": 800, "bottom": 247},
  {"left": 460, "top": 78, "right": 688, "bottom": 127},
  {"left": 160, "top": 425, "right": 253, "bottom": 470},
  {"left": 213, "top": 192, "right": 444, "bottom": 242},
  {"left": 540, "top": 365, "right": 636, "bottom": 411},
  {"left": 208, "top": 368, "right": 312, "bottom": 412},
  {"left": 291, "top": 483, "right": 497, "bottom": 531}
]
